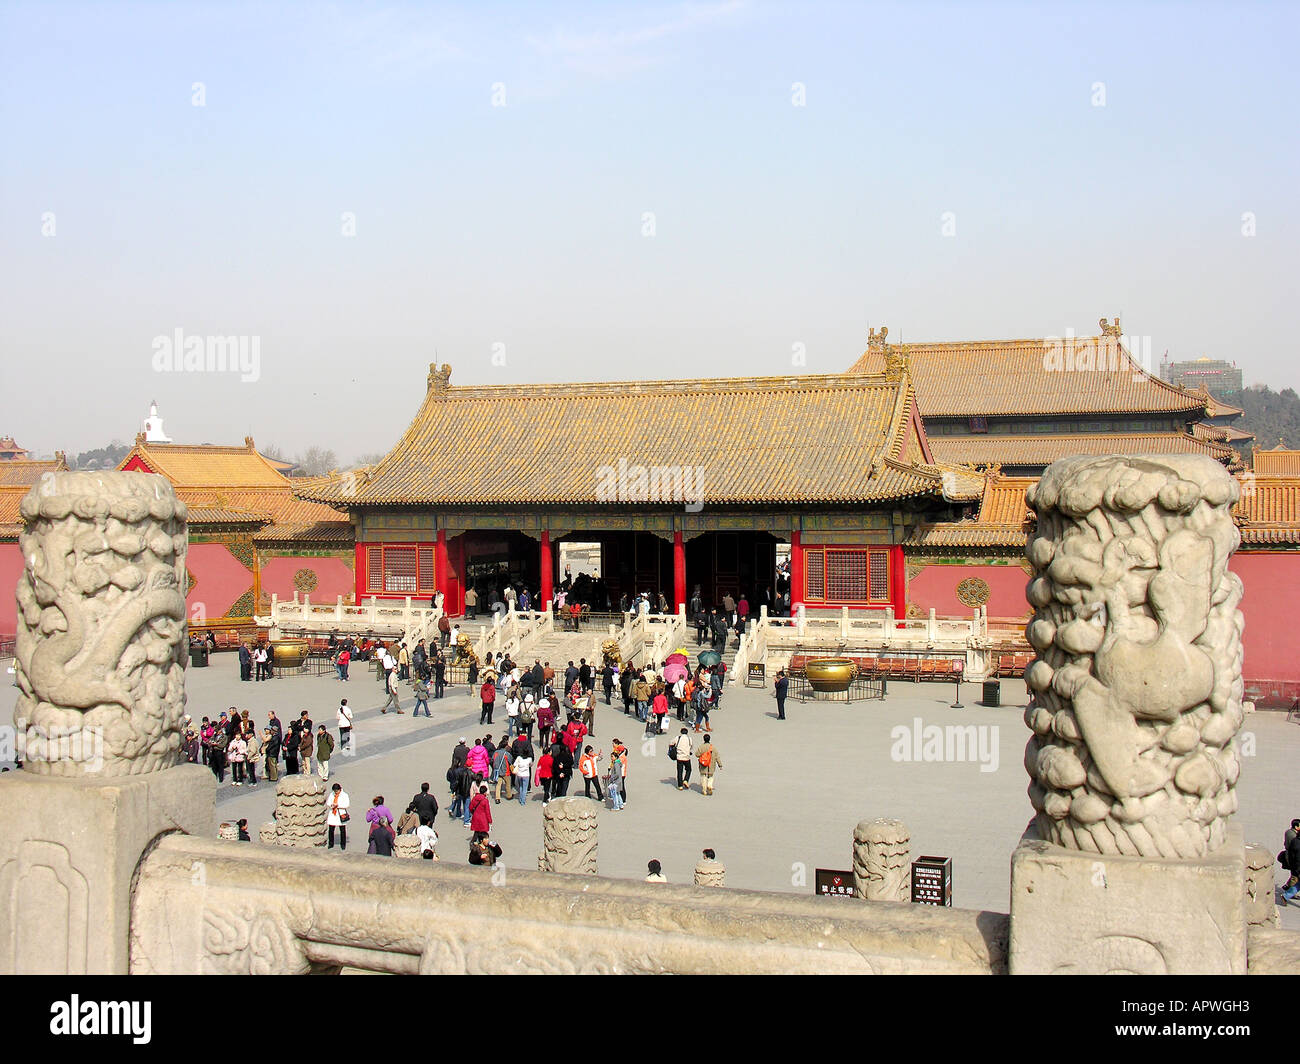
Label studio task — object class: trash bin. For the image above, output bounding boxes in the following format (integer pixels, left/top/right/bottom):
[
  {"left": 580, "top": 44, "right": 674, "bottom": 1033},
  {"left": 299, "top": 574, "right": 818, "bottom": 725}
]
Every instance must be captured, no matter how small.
[
  {"left": 981, "top": 679, "right": 1000, "bottom": 707},
  {"left": 189, "top": 645, "right": 209, "bottom": 668}
]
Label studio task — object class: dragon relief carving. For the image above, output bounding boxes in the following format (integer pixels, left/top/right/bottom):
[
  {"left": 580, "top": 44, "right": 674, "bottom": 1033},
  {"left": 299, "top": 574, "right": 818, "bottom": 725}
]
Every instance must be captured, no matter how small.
[
  {"left": 13, "top": 473, "right": 189, "bottom": 776},
  {"left": 1023, "top": 456, "right": 1243, "bottom": 858}
]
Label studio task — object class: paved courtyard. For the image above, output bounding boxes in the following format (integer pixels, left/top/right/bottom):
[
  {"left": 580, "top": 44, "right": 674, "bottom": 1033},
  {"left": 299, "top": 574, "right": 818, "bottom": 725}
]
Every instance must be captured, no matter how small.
[{"left": 4, "top": 655, "right": 1298, "bottom": 927}]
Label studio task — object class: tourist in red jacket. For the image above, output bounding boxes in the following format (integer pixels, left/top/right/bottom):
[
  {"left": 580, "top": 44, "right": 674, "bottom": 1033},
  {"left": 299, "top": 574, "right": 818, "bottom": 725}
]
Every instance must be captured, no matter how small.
[
  {"left": 469, "top": 785, "right": 493, "bottom": 834},
  {"left": 535, "top": 750, "right": 554, "bottom": 804},
  {"left": 479, "top": 679, "right": 496, "bottom": 726}
]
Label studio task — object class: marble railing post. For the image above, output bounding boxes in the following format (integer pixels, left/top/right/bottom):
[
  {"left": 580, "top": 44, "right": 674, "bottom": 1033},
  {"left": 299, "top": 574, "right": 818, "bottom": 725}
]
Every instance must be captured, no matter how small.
[
  {"left": 0, "top": 472, "right": 213, "bottom": 974},
  {"left": 852, "top": 819, "right": 911, "bottom": 901},
  {"left": 1011, "top": 455, "right": 1248, "bottom": 975}
]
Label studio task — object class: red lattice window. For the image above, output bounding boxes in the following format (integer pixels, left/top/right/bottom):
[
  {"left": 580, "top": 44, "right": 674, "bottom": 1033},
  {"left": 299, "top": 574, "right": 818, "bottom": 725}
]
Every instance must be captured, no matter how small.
[
  {"left": 869, "top": 552, "right": 889, "bottom": 600},
  {"left": 366, "top": 546, "right": 383, "bottom": 592},
  {"left": 825, "top": 550, "right": 867, "bottom": 602},
  {"left": 383, "top": 546, "right": 418, "bottom": 594},
  {"left": 802, "top": 547, "right": 891, "bottom": 605},
  {"left": 805, "top": 549, "right": 825, "bottom": 599},
  {"left": 418, "top": 545, "right": 435, "bottom": 590}
]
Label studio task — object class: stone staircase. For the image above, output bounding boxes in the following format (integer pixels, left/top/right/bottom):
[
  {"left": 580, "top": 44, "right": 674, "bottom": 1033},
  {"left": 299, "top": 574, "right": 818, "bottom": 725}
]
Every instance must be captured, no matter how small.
[{"left": 521, "top": 629, "right": 604, "bottom": 670}]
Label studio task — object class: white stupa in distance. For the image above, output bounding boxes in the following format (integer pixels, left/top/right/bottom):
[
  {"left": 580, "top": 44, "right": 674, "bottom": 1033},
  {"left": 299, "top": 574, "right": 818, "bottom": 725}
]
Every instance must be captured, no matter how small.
[{"left": 143, "top": 400, "right": 172, "bottom": 443}]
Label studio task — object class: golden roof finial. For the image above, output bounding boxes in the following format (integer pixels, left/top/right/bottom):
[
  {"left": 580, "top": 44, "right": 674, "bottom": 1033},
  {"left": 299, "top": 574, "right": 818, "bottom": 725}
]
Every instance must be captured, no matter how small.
[
  {"left": 1099, "top": 316, "right": 1122, "bottom": 338},
  {"left": 867, "top": 325, "right": 889, "bottom": 351}
]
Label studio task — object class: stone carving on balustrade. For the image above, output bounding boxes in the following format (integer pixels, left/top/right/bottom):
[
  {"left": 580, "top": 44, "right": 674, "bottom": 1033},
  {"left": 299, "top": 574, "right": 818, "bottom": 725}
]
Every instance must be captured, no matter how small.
[
  {"left": 266, "top": 777, "right": 327, "bottom": 848},
  {"left": 13, "top": 471, "right": 189, "bottom": 777},
  {"left": 1022, "top": 455, "right": 1244, "bottom": 858},
  {"left": 537, "top": 797, "right": 598, "bottom": 874},
  {"left": 852, "top": 818, "right": 911, "bottom": 901}
]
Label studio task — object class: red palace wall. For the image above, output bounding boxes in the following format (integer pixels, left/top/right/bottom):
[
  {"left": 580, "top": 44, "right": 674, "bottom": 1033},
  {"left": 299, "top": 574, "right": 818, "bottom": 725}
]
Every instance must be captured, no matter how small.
[
  {"left": 259, "top": 553, "right": 355, "bottom": 607},
  {"left": 1229, "top": 552, "right": 1300, "bottom": 689},
  {"left": 906, "top": 559, "right": 1031, "bottom": 624},
  {"left": 186, "top": 541, "right": 255, "bottom": 623},
  {"left": 0, "top": 542, "right": 22, "bottom": 638}
]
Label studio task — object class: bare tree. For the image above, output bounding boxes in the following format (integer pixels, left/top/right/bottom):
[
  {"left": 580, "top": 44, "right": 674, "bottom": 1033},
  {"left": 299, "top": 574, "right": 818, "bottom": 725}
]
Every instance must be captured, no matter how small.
[
  {"left": 352, "top": 452, "right": 388, "bottom": 467},
  {"left": 294, "top": 446, "right": 338, "bottom": 476}
]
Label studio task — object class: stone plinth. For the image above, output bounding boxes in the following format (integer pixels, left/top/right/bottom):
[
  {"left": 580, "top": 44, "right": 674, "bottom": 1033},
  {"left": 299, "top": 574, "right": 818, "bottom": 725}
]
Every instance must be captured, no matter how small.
[
  {"left": 269, "top": 776, "right": 326, "bottom": 848},
  {"left": 218, "top": 822, "right": 238, "bottom": 841},
  {"left": 394, "top": 834, "right": 422, "bottom": 859},
  {"left": 0, "top": 763, "right": 213, "bottom": 974},
  {"left": 694, "top": 859, "right": 725, "bottom": 887},
  {"left": 852, "top": 818, "right": 911, "bottom": 901},
  {"left": 1009, "top": 826, "right": 1247, "bottom": 974},
  {"left": 537, "top": 797, "right": 598, "bottom": 874},
  {"left": 1244, "top": 843, "right": 1279, "bottom": 927},
  {"left": 259, "top": 822, "right": 278, "bottom": 845}
]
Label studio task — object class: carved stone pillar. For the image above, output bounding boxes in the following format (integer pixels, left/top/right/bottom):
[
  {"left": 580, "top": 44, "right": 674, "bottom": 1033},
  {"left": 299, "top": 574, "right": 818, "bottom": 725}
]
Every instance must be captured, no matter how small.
[
  {"left": 693, "top": 858, "right": 725, "bottom": 887},
  {"left": 268, "top": 776, "right": 327, "bottom": 848},
  {"left": 394, "top": 834, "right": 423, "bottom": 859},
  {"left": 537, "top": 797, "right": 598, "bottom": 874},
  {"left": 1010, "top": 456, "right": 1247, "bottom": 974},
  {"left": 0, "top": 472, "right": 214, "bottom": 975},
  {"left": 852, "top": 818, "right": 911, "bottom": 901}
]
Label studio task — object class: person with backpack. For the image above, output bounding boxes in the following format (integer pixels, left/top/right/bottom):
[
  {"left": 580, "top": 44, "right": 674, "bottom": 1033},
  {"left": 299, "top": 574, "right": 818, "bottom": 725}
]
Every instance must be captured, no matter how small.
[
  {"left": 413, "top": 675, "right": 431, "bottom": 717},
  {"left": 673, "top": 728, "right": 694, "bottom": 790},
  {"left": 695, "top": 733, "right": 721, "bottom": 796},
  {"left": 518, "top": 693, "right": 536, "bottom": 740},
  {"left": 491, "top": 744, "right": 514, "bottom": 803},
  {"left": 579, "top": 745, "right": 604, "bottom": 801}
]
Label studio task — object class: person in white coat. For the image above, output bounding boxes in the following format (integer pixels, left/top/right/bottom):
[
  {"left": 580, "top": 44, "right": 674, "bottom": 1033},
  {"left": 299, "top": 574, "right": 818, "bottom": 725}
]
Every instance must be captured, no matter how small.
[{"left": 327, "top": 783, "right": 350, "bottom": 851}]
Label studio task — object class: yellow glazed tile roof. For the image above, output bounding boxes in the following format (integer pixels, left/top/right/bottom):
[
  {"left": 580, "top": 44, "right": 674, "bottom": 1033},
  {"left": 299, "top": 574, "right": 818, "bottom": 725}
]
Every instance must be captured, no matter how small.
[
  {"left": 848, "top": 325, "right": 1206, "bottom": 417},
  {"left": 928, "top": 431, "right": 1238, "bottom": 467},
  {"left": 1252, "top": 448, "right": 1300, "bottom": 475},
  {"left": 299, "top": 368, "right": 956, "bottom": 507}
]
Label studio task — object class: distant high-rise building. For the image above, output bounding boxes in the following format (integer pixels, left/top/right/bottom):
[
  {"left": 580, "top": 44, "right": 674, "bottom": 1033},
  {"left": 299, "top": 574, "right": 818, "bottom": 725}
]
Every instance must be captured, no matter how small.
[{"left": 1160, "top": 356, "right": 1243, "bottom": 403}]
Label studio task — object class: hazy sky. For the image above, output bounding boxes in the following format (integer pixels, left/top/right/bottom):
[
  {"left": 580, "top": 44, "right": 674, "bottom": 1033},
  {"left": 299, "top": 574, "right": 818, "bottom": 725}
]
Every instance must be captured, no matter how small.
[{"left": 2, "top": 0, "right": 1295, "bottom": 463}]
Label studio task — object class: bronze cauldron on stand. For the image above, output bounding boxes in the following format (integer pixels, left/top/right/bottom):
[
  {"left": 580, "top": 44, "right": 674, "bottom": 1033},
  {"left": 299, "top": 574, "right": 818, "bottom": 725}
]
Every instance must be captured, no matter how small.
[
  {"left": 804, "top": 657, "right": 857, "bottom": 692},
  {"left": 270, "top": 639, "right": 309, "bottom": 669}
]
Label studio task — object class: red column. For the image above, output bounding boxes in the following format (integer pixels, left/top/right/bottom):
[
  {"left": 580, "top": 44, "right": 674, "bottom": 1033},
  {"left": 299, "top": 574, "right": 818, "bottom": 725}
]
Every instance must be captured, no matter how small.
[
  {"left": 540, "top": 530, "right": 553, "bottom": 606},
  {"left": 673, "top": 530, "right": 686, "bottom": 612},
  {"left": 354, "top": 541, "right": 367, "bottom": 605},
  {"left": 790, "top": 529, "right": 803, "bottom": 610},
  {"left": 434, "top": 529, "right": 448, "bottom": 607},
  {"left": 890, "top": 545, "right": 906, "bottom": 626}
]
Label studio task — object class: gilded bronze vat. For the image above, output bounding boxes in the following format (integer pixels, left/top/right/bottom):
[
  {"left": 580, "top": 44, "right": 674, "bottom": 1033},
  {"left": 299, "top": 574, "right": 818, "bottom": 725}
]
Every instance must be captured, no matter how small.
[
  {"left": 270, "top": 640, "right": 309, "bottom": 669},
  {"left": 804, "top": 657, "right": 857, "bottom": 692}
]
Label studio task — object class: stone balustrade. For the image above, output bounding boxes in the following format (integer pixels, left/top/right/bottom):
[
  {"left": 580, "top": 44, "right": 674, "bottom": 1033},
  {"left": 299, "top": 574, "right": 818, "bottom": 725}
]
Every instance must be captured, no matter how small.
[{"left": 129, "top": 834, "right": 1009, "bottom": 975}]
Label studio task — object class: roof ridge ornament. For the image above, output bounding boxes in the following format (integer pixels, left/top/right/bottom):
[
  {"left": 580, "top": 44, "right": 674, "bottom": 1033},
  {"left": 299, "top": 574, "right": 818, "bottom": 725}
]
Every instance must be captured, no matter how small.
[
  {"left": 1099, "top": 316, "right": 1122, "bottom": 338},
  {"left": 428, "top": 363, "right": 452, "bottom": 393},
  {"left": 867, "top": 325, "right": 888, "bottom": 351},
  {"left": 884, "top": 342, "right": 910, "bottom": 382}
]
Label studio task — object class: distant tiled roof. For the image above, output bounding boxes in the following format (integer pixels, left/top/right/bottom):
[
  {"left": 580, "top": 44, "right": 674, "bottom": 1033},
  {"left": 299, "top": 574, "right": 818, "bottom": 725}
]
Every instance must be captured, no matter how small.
[
  {"left": 122, "top": 437, "right": 288, "bottom": 487},
  {"left": 928, "top": 431, "right": 1238, "bottom": 468},
  {"left": 118, "top": 439, "right": 350, "bottom": 542},
  {"left": 904, "top": 473, "right": 1034, "bottom": 551},
  {"left": 0, "top": 455, "right": 69, "bottom": 539},
  {"left": 299, "top": 369, "right": 958, "bottom": 508},
  {"left": 848, "top": 324, "right": 1206, "bottom": 417},
  {"left": 1233, "top": 473, "right": 1300, "bottom": 546},
  {"left": 253, "top": 520, "right": 355, "bottom": 544},
  {"left": 1252, "top": 448, "right": 1300, "bottom": 475}
]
